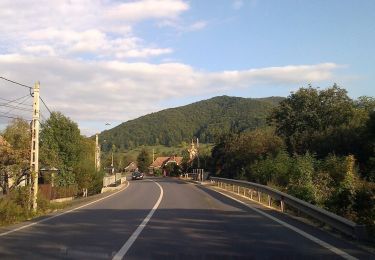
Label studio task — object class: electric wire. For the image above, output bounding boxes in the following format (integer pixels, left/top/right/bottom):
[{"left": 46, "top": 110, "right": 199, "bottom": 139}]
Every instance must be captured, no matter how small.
[
  {"left": 0, "top": 95, "right": 32, "bottom": 107},
  {"left": 0, "top": 101, "right": 33, "bottom": 112},
  {"left": 0, "top": 111, "right": 30, "bottom": 121},
  {"left": 1, "top": 95, "right": 32, "bottom": 116},
  {"left": 39, "top": 96, "right": 52, "bottom": 115},
  {"left": 0, "top": 76, "right": 32, "bottom": 89},
  {"left": 0, "top": 114, "right": 27, "bottom": 120}
]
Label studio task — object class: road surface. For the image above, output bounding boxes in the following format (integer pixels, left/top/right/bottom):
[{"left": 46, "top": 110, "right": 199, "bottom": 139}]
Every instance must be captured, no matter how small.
[{"left": 0, "top": 177, "right": 372, "bottom": 259}]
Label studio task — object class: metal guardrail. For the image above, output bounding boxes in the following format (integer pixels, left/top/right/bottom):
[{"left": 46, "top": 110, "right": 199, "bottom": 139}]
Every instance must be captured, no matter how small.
[{"left": 210, "top": 177, "right": 367, "bottom": 240}]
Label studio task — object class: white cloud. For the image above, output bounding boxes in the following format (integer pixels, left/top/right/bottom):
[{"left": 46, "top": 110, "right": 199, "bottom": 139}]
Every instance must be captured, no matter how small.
[
  {"left": 0, "top": 0, "right": 191, "bottom": 60},
  {"left": 157, "top": 20, "right": 208, "bottom": 32},
  {"left": 188, "top": 21, "right": 208, "bottom": 31},
  {"left": 0, "top": 54, "right": 340, "bottom": 135},
  {"left": 105, "top": 0, "right": 189, "bottom": 22},
  {"left": 233, "top": 0, "right": 244, "bottom": 10}
]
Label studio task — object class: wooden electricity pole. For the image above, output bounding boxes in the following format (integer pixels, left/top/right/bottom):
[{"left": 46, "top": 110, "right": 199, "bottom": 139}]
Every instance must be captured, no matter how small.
[{"left": 30, "top": 82, "right": 40, "bottom": 211}]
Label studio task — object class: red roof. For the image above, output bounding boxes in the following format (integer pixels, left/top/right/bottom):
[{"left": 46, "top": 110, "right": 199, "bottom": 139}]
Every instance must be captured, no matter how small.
[
  {"left": 150, "top": 157, "right": 170, "bottom": 168},
  {"left": 150, "top": 156, "right": 184, "bottom": 168}
]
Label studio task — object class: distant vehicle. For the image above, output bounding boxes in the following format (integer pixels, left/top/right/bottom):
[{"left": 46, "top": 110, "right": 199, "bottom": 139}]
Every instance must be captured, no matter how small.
[{"left": 132, "top": 171, "right": 144, "bottom": 180}]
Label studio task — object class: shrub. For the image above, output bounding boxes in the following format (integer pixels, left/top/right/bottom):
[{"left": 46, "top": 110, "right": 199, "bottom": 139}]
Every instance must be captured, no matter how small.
[
  {"left": 287, "top": 153, "right": 316, "bottom": 203},
  {"left": 0, "top": 197, "right": 26, "bottom": 225},
  {"left": 154, "top": 168, "right": 162, "bottom": 176}
]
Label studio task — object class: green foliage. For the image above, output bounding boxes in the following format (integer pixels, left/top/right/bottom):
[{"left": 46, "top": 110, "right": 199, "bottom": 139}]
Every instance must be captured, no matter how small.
[
  {"left": 270, "top": 85, "right": 357, "bottom": 156},
  {"left": 74, "top": 138, "right": 96, "bottom": 190},
  {"left": 153, "top": 168, "right": 162, "bottom": 176},
  {"left": 287, "top": 153, "right": 316, "bottom": 203},
  {"left": 137, "top": 148, "right": 151, "bottom": 173},
  {"left": 87, "top": 170, "right": 105, "bottom": 195},
  {"left": 99, "top": 96, "right": 283, "bottom": 150},
  {"left": 353, "top": 183, "right": 375, "bottom": 228},
  {"left": 40, "top": 112, "right": 82, "bottom": 170},
  {"left": 211, "top": 127, "right": 284, "bottom": 179},
  {"left": 164, "top": 162, "right": 181, "bottom": 177},
  {"left": 40, "top": 112, "right": 101, "bottom": 193},
  {"left": 0, "top": 119, "right": 30, "bottom": 194},
  {"left": 251, "top": 151, "right": 291, "bottom": 187},
  {"left": 0, "top": 197, "right": 27, "bottom": 225},
  {"left": 55, "top": 169, "right": 76, "bottom": 187}
]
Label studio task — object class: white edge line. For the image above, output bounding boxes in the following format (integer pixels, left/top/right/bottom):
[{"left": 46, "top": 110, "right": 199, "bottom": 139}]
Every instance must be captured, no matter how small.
[
  {"left": 212, "top": 189, "right": 357, "bottom": 260},
  {"left": 112, "top": 180, "right": 163, "bottom": 260},
  {"left": 0, "top": 181, "right": 130, "bottom": 237}
]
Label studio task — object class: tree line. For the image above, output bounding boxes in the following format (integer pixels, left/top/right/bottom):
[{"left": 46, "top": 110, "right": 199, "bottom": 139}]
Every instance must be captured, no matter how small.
[
  {"left": 210, "top": 85, "right": 375, "bottom": 231},
  {"left": 99, "top": 96, "right": 282, "bottom": 151}
]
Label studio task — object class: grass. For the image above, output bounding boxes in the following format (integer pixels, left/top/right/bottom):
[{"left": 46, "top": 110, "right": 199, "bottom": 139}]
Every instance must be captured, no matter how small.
[{"left": 0, "top": 188, "right": 72, "bottom": 227}]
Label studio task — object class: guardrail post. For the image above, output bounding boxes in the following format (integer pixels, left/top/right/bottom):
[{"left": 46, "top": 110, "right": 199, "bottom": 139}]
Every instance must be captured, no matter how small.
[
  {"left": 232, "top": 184, "right": 235, "bottom": 192},
  {"left": 243, "top": 188, "right": 246, "bottom": 196},
  {"left": 280, "top": 197, "right": 285, "bottom": 212},
  {"left": 250, "top": 189, "right": 253, "bottom": 200},
  {"left": 258, "top": 191, "right": 261, "bottom": 203},
  {"left": 268, "top": 195, "right": 271, "bottom": 207},
  {"left": 237, "top": 186, "right": 240, "bottom": 194}
]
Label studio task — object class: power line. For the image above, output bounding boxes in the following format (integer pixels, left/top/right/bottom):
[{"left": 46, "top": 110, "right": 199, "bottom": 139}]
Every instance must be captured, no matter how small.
[
  {"left": 0, "top": 112, "right": 30, "bottom": 121},
  {"left": 0, "top": 94, "right": 31, "bottom": 106},
  {"left": 39, "top": 96, "right": 52, "bottom": 115},
  {"left": 0, "top": 96, "right": 32, "bottom": 107},
  {"left": 0, "top": 95, "right": 32, "bottom": 116},
  {"left": 0, "top": 103, "right": 33, "bottom": 113},
  {"left": 0, "top": 76, "right": 32, "bottom": 89}
]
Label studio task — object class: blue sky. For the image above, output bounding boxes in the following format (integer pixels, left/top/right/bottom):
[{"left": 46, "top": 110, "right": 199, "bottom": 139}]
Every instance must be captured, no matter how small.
[{"left": 0, "top": 0, "right": 374, "bottom": 135}]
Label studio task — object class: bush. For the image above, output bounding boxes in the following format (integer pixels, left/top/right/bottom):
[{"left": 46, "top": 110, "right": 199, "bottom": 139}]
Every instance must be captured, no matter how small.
[
  {"left": 153, "top": 168, "right": 162, "bottom": 176},
  {"left": 0, "top": 197, "right": 26, "bottom": 225},
  {"left": 287, "top": 153, "right": 316, "bottom": 203},
  {"left": 37, "top": 192, "right": 52, "bottom": 213},
  {"left": 88, "top": 170, "right": 105, "bottom": 196}
]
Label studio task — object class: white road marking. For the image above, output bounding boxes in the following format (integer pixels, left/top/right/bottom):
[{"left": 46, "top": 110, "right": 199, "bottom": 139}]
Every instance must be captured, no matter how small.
[
  {"left": 0, "top": 181, "right": 130, "bottom": 237},
  {"left": 112, "top": 180, "right": 164, "bottom": 260},
  {"left": 213, "top": 189, "right": 358, "bottom": 260}
]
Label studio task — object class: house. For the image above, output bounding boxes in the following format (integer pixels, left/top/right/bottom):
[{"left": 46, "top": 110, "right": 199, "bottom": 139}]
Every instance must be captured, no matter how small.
[
  {"left": 149, "top": 155, "right": 183, "bottom": 175},
  {"left": 124, "top": 162, "right": 137, "bottom": 172}
]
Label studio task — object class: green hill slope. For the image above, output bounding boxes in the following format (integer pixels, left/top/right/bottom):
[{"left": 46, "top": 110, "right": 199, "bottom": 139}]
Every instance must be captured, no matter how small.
[{"left": 99, "top": 96, "right": 283, "bottom": 151}]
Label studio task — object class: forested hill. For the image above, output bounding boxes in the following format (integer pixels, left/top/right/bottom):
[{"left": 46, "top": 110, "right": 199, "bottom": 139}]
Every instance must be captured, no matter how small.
[{"left": 99, "top": 96, "right": 284, "bottom": 151}]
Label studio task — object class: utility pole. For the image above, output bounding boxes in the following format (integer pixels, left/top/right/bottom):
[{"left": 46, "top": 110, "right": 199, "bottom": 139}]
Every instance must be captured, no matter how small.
[
  {"left": 30, "top": 82, "right": 40, "bottom": 211},
  {"left": 197, "top": 137, "right": 200, "bottom": 169},
  {"left": 95, "top": 134, "right": 101, "bottom": 171},
  {"left": 111, "top": 144, "right": 115, "bottom": 175}
]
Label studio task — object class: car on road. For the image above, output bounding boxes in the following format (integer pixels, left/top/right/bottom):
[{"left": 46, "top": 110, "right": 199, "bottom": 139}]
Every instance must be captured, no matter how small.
[{"left": 132, "top": 171, "right": 144, "bottom": 180}]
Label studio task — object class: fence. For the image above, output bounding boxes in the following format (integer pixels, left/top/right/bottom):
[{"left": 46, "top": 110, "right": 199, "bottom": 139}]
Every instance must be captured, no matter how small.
[
  {"left": 210, "top": 177, "right": 367, "bottom": 240},
  {"left": 39, "top": 184, "right": 78, "bottom": 200}
]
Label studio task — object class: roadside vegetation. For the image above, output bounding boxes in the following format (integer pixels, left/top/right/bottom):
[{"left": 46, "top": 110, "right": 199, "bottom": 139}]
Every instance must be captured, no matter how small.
[
  {"left": 210, "top": 85, "right": 375, "bottom": 234},
  {"left": 0, "top": 112, "right": 104, "bottom": 226}
]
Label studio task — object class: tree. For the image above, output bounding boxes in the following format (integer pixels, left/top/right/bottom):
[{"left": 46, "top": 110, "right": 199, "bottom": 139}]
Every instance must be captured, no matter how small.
[
  {"left": 40, "top": 112, "right": 82, "bottom": 169},
  {"left": 40, "top": 112, "right": 82, "bottom": 185},
  {"left": 137, "top": 148, "right": 151, "bottom": 173},
  {"left": 211, "top": 128, "right": 284, "bottom": 180},
  {"left": 0, "top": 119, "right": 30, "bottom": 195},
  {"left": 74, "top": 138, "right": 96, "bottom": 191},
  {"left": 269, "top": 85, "right": 360, "bottom": 156}
]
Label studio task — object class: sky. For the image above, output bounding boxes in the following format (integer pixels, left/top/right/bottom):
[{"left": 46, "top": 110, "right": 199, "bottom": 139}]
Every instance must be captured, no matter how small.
[{"left": 0, "top": 0, "right": 374, "bottom": 136}]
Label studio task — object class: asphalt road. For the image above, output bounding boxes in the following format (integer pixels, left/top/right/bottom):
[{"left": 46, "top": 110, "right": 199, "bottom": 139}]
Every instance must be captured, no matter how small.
[{"left": 0, "top": 177, "right": 373, "bottom": 259}]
